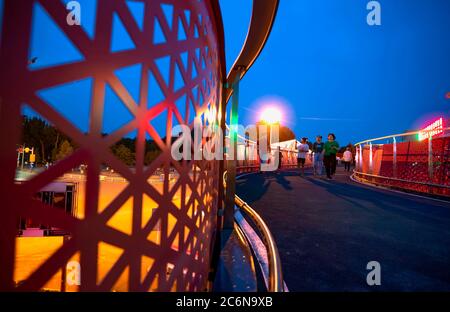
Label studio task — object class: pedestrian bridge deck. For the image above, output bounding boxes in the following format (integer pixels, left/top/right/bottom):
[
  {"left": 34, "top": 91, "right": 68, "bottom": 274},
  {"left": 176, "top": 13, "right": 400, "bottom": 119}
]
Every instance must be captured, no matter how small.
[{"left": 236, "top": 167, "right": 450, "bottom": 291}]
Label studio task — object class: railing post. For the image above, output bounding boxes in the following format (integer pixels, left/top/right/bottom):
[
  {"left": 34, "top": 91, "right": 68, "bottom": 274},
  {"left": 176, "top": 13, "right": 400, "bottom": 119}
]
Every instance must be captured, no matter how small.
[
  {"left": 359, "top": 144, "right": 363, "bottom": 172},
  {"left": 369, "top": 142, "right": 373, "bottom": 174},
  {"left": 428, "top": 136, "right": 433, "bottom": 180},
  {"left": 223, "top": 75, "right": 241, "bottom": 230},
  {"left": 393, "top": 136, "right": 397, "bottom": 178}
]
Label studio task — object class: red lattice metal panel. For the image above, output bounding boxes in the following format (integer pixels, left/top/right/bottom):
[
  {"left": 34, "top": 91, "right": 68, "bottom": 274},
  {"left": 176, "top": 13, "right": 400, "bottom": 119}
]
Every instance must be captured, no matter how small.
[
  {"left": 379, "top": 144, "right": 393, "bottom": 177},
  {"left": 0, "top": 0, "right": 224, "bottom": 291}
]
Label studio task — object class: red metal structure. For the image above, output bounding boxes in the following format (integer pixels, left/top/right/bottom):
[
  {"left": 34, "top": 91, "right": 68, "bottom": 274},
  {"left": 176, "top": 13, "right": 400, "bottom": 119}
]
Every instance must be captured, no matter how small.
[
  {"left": 0, "top": 0, "right": 225, "bottom": 291},
  {"left": 354, "top": 129, "right": 450, "bottom": 197}
]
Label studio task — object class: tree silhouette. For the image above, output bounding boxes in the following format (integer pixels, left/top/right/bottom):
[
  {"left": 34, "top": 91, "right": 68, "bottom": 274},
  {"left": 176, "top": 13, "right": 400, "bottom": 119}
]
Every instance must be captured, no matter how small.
[
  {"left": 279, "top": 125, "right": 296, "bottom": 142},
  {"left": 22, "top": 116, "right": 71, "bottom": 163},
  {"left": 22, "top": 115, "right": 164, "bottom": 167},
  {"left": 144, "top": 150, "right": 161, "bottom": 165},
  {"left": 56, "top": 140, "right": 74, "bottom": 161},
  {"left": 112, "top": 144, "right": 135, "bottom": 166}
]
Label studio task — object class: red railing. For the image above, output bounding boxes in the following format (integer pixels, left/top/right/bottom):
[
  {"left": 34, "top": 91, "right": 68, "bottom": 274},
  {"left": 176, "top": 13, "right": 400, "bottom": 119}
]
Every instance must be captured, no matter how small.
[
  {"left": 354, "top": 129, "right": 449, "bottom": 197},
  {"left": 232, "top": 139, "right": 309, "bottom": 174}
]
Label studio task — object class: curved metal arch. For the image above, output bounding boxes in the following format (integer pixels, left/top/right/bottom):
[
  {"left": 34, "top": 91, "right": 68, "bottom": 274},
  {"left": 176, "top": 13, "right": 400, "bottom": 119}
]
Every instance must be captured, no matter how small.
[{"left": 224, "top": 0, "right": 280, "bottom": 101}]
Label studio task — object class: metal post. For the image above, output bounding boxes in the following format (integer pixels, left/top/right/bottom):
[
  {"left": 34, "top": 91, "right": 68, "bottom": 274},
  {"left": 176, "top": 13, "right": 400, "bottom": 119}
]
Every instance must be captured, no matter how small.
[
  {"left": 369, "top": 142, "right": 373, "bottom": 174},
  {"left": 428, "top": 136, "right": 433, "bottom": 180},
  {"left": 359, "top": 144, "right": 363, "bottom": 171},
  {"left": 224, "top": 74, "right": 241, "bottom": 230},
  {"left": 244, "top": 134, "right": 248, "bottom": 169},
  {"left": 21, "top": 146, "right": 25, "bottom": 169},
  {"left": 356, "top": 146, "right": 360, "bottom": 171},
  {"left": 393, "top": 137, "right": 397, "bottom": 178},
  {"left": 16, "top": 145, "right": 21, "bottom": 168}
]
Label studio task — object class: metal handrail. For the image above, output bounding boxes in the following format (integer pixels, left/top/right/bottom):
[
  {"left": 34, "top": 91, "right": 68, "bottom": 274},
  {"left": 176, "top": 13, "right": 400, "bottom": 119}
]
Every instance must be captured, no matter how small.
[
  {"left": 234, "top": 194, "right": 284, "bottom": 292},
  {"left": 224, "top": 0, "right": 280, "bottom": 103},
  {"left": 218, "top": 0, "right": 283, "bottom": 291},
  {"left": 353, "top": 171, "right": 450, "bottom": 189},
  {"left": 355, "top": 126, "right": 450, "bottom": 146},
  {"left": 223, "top": 171, "right": 284, "bottom": 292},
  {"left": 353, "top": 126, "right": 449, "bottom": 193}
]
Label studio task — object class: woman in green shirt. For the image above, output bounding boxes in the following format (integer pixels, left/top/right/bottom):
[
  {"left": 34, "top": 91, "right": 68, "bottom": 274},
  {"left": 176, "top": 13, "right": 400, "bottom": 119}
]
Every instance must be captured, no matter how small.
[{"left": 323, "top": 133, "right": 339, "bottom": 179}]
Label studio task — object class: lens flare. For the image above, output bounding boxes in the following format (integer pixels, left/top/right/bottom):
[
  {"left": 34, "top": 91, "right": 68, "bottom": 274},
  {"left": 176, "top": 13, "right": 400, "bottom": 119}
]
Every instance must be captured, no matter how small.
[{"left": 260, "top": 107, "right": 281, "bottom": 124}]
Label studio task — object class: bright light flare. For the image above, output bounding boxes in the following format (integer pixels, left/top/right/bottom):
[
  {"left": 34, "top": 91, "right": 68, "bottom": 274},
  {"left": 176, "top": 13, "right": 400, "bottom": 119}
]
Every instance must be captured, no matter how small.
[{"left": 260, "top": 107, "right": 282, "bottom": 124}]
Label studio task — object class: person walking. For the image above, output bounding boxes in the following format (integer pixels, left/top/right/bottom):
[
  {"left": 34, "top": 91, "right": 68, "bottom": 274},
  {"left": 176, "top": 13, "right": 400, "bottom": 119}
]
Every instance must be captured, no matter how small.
[
  {"left": 277, "top": 146, "right": 283, "bottom": 172},
  {"left": 312, "top": 135, "right": 325, "bottom": 176},
  {"left": 343, "top": 147, "right": 352, "bottom": 172},
  {"left": 323, "top": 133, "right": 339, "bottom": 179},
  {"left": 297, "top": 137, "right": 309, "bottom": 176}
]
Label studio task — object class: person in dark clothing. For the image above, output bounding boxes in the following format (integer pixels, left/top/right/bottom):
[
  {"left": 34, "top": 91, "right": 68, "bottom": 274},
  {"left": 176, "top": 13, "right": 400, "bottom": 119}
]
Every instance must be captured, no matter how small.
[
  {"left": 277, "top": 147, "right": 283, "bottom": 171},
  {"left": 312, "top": 135, "right": 325, "bottom": 176},
  {"left": 323, "top": 133, "right": 339, "bottom": 179}
]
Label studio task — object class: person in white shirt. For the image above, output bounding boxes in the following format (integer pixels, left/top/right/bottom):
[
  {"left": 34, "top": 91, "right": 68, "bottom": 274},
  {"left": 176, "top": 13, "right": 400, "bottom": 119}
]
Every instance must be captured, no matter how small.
[
  {"left": 343, "top": 147, "right": 353, "bottom": 172},
  {"left": 297, "top": 137, "right": 309, "bottom": 176}
]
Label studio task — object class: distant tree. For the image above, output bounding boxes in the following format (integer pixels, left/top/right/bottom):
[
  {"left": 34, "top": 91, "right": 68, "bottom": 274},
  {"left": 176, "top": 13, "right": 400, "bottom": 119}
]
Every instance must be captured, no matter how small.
[
  {"left": 22, "top": 116, "right": 72, "bottom": 164},
  {"left": 279, "top": 125, "right": 296, "bottom": 142},
  {"left": 145, "top": 140, "right": 160, "bottom": 152},
  {"left": 115, "top": 138, "right": 136, "bottom": 153},
  {"left": 112, "top": 144, "right": 135, "bottom": 166},
  {"left": 144, "top": 150, "right": 161, "bottom": 165},
  {"left": 56, "top": 140, "right": 74, "bottom": 160},
  {"left": 22, "top": 116, "right": 46, "bottom": 162}
]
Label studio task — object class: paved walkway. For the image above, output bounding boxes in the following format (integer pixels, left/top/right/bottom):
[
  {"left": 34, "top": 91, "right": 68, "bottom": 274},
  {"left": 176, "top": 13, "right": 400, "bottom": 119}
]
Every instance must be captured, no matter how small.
[{"left": 236, "top": 166, "right": 450, "bottom": 291}]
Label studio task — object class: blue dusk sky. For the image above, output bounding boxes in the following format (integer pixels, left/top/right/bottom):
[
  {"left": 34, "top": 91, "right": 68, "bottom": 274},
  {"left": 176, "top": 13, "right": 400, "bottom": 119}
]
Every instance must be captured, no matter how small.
[
  {"left": 1, "top": 0, "right": 448, "bottom": 145},
  {"left": 220, "top": 0, "right": 450, "bottom": 145}
]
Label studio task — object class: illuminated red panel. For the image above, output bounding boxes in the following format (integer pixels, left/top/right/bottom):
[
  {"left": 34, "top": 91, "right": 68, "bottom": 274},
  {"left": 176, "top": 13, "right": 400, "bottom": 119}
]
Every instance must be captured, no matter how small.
[{"left": 418, "top": 117, "right": 444, "bottom": 141}]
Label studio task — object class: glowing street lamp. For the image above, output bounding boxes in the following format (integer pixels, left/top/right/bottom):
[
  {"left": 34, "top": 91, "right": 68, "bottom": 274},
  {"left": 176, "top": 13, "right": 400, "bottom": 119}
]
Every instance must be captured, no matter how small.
[
  {"left": 260, "top": 107, "right": 281, "bottom": 125},
  {"left": 259, "top": 107, "right": 282, "bottom": 156}
]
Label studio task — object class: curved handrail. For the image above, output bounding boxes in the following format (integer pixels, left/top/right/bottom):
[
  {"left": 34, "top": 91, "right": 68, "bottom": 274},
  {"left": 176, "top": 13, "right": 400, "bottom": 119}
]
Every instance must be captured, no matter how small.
[
  {"left": 219, "top": 0, "right": 283, "bottom": 291},
  {"left": 223, "top": 171, "right": 284, "bottom": 292},
  {"left": 355, "top": 127, "right": 450, "bottom": 146},
  {"left": 224, "top": 0, "right": 280, "bottom": 102},
  {"left": 352, "top": 171, "right": 450, "bottom": 189},
  {"left": 221, "top": 0, "right": 282, "bottom": 157},
  {"left": 353, "top": 126, "right": 450, "bottom": 195}
]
